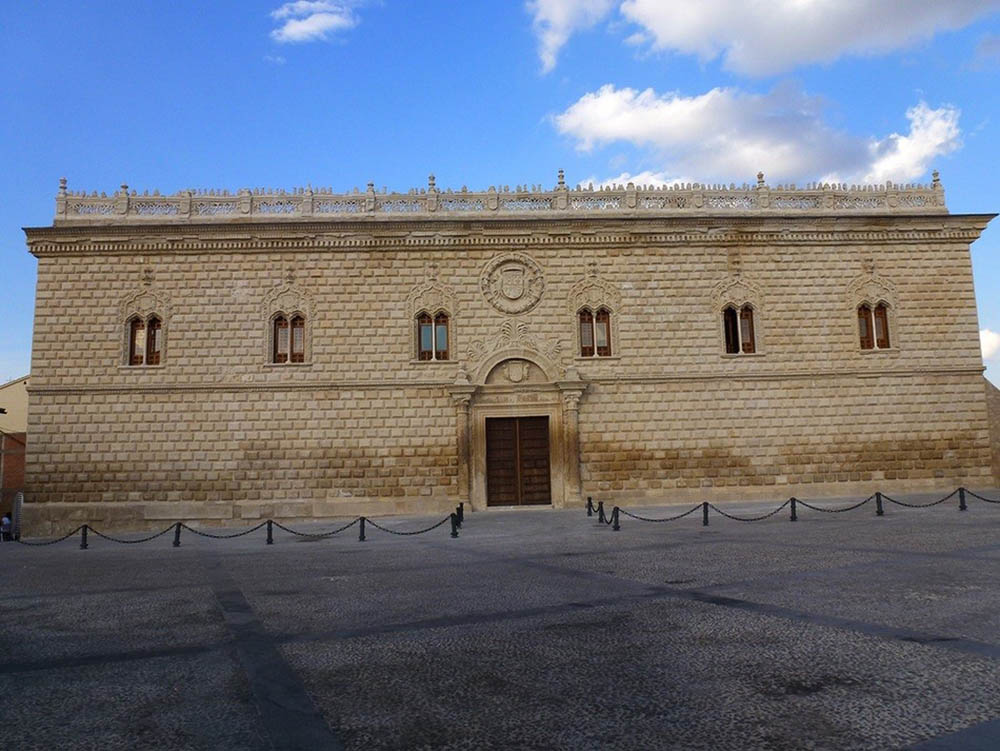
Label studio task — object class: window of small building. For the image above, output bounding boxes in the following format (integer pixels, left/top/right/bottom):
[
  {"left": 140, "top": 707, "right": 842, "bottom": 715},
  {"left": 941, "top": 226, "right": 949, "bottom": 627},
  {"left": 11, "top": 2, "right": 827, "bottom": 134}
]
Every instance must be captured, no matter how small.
[
  {"left": 723, "top": 305, "right": 756, "bottom": 354},
  {"left": 578, "top": 307, "right": 612, "bottom": 357},
  {"left": 416, "top": 311, "right": 450, "bottom": 361},
  {"left": 858, "top": 303, "right": 891, "bottom": 350}
]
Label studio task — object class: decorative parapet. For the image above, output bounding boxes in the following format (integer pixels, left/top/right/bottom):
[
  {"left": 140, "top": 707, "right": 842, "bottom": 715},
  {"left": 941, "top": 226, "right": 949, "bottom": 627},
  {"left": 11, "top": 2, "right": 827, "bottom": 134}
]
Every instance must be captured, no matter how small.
[{"left": 52, "top": 170, "right": 948, "bottom": 225}]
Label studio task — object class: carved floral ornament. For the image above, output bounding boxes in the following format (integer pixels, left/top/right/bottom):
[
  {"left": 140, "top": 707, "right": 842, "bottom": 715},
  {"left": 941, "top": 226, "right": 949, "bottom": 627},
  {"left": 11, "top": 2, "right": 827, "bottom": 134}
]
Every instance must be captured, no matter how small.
[
  {"left": 262, "top": 279, "right": 313, "bottom": 319},
  {"left": 845, "top": 273, "right": 897, "bottom": 310},
  {"left": 119, "top": 286, "right": 171, "bottom": 322},
  {"left": 712, "top": 275, "right": 764, "bottom": 312},
  {"left": 407, "top": 275, "right": 457, "bottom": 317},
  {"left": 479, "top": 252, "right": 545, "bottom": 315},
  {"left": 568, "top": 264, "right": 622, "bottom": 314},
  {"left": 468, "top": 320, "right": 563, "bottom": 382}
]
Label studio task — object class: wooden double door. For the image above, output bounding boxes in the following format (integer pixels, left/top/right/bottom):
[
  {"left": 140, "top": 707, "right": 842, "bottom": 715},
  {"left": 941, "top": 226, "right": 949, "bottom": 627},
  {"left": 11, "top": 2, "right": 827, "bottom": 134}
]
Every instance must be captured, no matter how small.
[{"left": 485, "top": 416, "right": 552, "bottom": 506}]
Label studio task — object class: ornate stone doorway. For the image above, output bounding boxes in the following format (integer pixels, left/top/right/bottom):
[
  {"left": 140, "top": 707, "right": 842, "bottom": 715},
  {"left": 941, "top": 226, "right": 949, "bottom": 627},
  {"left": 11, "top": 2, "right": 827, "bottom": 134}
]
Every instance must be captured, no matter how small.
[
  {"left": 449, "top": 341, "right": 586, "bottom": 511},
  {"left": 485, "top": 416, "right": 551, "bottom": 506}
]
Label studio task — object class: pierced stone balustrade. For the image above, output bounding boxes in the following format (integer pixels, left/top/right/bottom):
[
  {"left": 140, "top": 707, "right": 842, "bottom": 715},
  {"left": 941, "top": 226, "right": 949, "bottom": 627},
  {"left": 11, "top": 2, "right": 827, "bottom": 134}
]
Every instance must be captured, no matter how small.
[{"left": 52, "top": 171, "right": 948, "bottom": 225}]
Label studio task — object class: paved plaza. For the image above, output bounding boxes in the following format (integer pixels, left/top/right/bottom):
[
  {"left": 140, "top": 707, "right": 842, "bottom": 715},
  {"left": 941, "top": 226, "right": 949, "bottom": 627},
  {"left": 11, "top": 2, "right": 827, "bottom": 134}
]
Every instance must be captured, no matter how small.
[{"left": 2, "top": 491, "right": 1000, "bottom": 750}]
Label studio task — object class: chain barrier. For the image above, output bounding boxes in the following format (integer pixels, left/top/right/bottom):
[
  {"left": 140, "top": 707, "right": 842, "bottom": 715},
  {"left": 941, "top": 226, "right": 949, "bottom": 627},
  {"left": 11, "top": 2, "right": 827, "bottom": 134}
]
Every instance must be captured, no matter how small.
[
  {"left": 179, "top": 521, "right": 268, "bottom": 539},
  {"left": 365, "top": 515, "right": 453, "bottom": 536},
  {"left": 88, "top": 524, "right": 177, "bottom": 544},
  {"left": 964, "top": 489, "right": 1000, "bottom": 504},
  {"left": 272, "top": 518, "right": 361, "bottom": 538},
  {"left": 587, "top": 486, "right": 1000, "bottom": 532},
  {"left": 795, "top": 495, "right": 874, "bottom": 513},
  {"left": 12, "top": 524, "right": 86, "bottom": 546},
  {"left": 10, "top": 508, "right": 464, "bottom": 548},
  {"left": 707, "top": 499, "right": 791, "bottom": 522},
  {"left": 880, "top": 489, "right": 957, "bottom": 508},
  {"left": 617, "top": 504, "right": 702, "bottom": 523}
]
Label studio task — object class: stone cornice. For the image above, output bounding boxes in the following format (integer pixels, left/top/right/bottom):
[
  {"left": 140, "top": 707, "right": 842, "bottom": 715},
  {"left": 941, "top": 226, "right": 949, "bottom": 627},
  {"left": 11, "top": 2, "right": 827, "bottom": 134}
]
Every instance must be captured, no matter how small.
[
  {"left": 23, "top": 214, "right": 995, "bottom": 257},
  {"left": 27, "top": 366, "right": 984, "bottom": 396}
]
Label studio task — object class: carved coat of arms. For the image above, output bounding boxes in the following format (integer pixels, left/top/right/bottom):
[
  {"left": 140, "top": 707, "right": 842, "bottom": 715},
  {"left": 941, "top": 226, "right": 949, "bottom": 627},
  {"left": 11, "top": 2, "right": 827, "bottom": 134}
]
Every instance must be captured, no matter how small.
[
  {"left": 480, "top": 253, "right": 544, "bottom": 314},
  {"left": 501, "top": 267, "right": 525, "bottom": 299}
]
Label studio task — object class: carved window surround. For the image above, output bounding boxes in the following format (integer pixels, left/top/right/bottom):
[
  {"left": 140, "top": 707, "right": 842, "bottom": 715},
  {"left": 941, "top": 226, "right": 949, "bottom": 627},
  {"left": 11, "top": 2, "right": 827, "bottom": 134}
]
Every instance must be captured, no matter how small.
[
  {"left": 847, "top": 271, "right": 899, "bottom": 354},
  {"left": 119, "top": 285, "right": 171, "bottom": 368},
  {"left": 263, "top": 279, "right": 313, "bottom": 366},
  {"left": 570, "top": 266, "right": 622, "bottom": 358},
  {"left": 713, "top": 276, "right": 765, "bottom": 357},
  {"left": 408, "top": 276, "right": 457, "bottom": 362}
]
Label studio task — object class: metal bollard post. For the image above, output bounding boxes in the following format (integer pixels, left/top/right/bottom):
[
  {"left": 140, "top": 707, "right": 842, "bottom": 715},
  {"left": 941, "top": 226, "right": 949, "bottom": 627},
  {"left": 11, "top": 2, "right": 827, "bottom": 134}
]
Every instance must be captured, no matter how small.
[
  {"left": 80, "top": 524, "right": 89, "bottom": 550},
  {"left": 875, "top": 492, "right": 884, "bottom": 517},
  {"left": 789, "top": 498, "right": 797, "bottom": 522},
  {"left": 173, "top": 522, "right": 182, "bottom": 547},
  {"left": 958, "top": 487, "right": 967, "bottom": 512},
  {"left": 612, "top": 507, "right": 620, "bottom": 532},
  {"left": 598, "top": 501, "right": 606, "bottom": 524},
  {"left": 450, "top": 512, "right": 459, "bottom": 538},
  {"left": 266, "top": 519, "right": 273, "bottom": 545},
  {"left": 702, "top": 502, "right": 709, "bottom": 526},
  {"left": 587, "top": 496, "right": 593, "bottom": 517},
  {"left": 358, "top": 516, "right": 366, "bottom": 542}
]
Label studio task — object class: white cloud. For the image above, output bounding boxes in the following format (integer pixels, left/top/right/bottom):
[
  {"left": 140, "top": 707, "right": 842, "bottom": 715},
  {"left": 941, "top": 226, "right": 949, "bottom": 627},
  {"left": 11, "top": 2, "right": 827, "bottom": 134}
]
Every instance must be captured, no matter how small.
[
  {"left": 554, "top": 83, "right": 960, "bottom": 185},
  {"left": 529, "top": 1, "right": 1000, "bottom": 75},
  {"left": 527, "top": 0, "right": 616, "bottom": 73},
  {"left": 619, "top": 0, "right": 1000, "bottom": 75},
  {"left": 263, "top": 55, "right": 287, "bottom": 65},
  {"left": 982, "top": 329, "right": 1000, "bottom": 361},
  {"left": 859, "top": 102, "right": 961, "bottom": 184},
  {"left": 270, "top": 1, "right": 359, "bottom": 43}
]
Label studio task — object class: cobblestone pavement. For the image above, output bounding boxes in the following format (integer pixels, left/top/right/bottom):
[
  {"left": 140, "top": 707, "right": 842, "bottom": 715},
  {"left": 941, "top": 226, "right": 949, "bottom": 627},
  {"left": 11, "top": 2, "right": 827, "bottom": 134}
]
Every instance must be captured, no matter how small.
[{"left": 2, "top": 490, "right": 999, "bottom": 750}]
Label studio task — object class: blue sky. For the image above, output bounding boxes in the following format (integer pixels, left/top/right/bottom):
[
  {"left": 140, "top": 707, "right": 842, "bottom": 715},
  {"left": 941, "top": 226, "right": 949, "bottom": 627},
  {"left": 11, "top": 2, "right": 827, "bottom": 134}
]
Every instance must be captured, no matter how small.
[{"left": 2, "top": 1, "right": 1000, "bottom": 382}]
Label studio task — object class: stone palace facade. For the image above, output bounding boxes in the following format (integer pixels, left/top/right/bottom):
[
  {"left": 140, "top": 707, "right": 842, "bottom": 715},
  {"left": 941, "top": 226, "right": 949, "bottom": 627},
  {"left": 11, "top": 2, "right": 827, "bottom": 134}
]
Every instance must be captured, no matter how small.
[{"left": 22, "top": 171, "right": 997, "bottom": 532}]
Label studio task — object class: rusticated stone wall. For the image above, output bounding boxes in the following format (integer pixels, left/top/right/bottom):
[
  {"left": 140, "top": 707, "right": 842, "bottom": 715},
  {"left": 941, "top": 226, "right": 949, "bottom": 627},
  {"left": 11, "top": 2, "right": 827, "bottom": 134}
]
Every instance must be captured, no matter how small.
[
  {"left": 22, "top": 211, "right": 995, "bottom": 532},
  {"left": 986, "top": 378, "right": 1000, "bottom": 485}
]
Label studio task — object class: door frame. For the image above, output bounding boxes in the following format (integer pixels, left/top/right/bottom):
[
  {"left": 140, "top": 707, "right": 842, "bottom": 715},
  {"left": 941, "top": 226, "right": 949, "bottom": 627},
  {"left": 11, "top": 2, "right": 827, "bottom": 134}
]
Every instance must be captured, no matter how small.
[{"left": 472, "top": 395, "right": 563, "bottom": 510}]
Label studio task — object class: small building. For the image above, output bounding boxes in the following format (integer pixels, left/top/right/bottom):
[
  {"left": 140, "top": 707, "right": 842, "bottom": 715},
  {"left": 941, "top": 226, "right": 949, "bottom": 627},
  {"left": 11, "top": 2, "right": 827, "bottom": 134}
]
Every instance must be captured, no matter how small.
[
  {"left": 0, "top": 375, "right": 28, "bottom": 517},
  {"left": 20, "top": 172, "right": 996, "bottom": 532}
]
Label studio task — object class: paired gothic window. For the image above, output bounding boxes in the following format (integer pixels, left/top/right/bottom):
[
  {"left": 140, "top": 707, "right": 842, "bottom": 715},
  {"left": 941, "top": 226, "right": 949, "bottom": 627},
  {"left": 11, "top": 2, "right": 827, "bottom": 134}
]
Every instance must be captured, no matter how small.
[
  {"left": 858, "top": 303, "right": 891, "bottom": 350},
  {"left": 578, "top": 307, "right": 612, "bottom": 357},
  {"left": 127, "top": 315, "right": 162, "bottom": 366},
  {"left": 723, "top": 305, "right": 756, "bottom": 354},
  {"left": 272, "top": 314, "right": 306, "bottom": 363},
  {"left": 417, "top": 312, "right": 450, "bottom": 360}
]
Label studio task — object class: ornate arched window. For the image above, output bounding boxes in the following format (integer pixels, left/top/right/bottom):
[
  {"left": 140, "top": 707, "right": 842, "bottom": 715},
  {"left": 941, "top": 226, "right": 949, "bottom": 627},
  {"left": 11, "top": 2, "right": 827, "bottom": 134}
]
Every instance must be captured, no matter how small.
[
  {"left": 272, "top": 313, "right": 307, "bottom": 364},
  {"left": 578, "top": 307, "right": 612, "bottom": 357},
  {"left": 571, "top": 265, "right": 621, "bottom": 359},
  {"left": 714, "top": 275, "right": 762, "bottom": 357},
  {"left": 126, "top": 314, "right": 164, "bottom": 366},
  {"left": 263, "top": 273, "right": 312, "bottom": 366},
  {"left": 416, "top": 311, "right": 450, "bottom": 361},
  {"left": 723, "top": 304, "right": 756, "bottom": 354},
  {"left": 858, "top": 302, "right": 891, "bottom": 350},
  {"left": 121, "top": 282, "right": 170, "bottom": 367}
]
